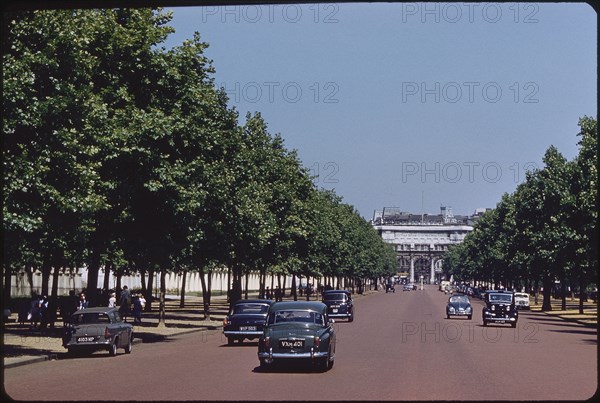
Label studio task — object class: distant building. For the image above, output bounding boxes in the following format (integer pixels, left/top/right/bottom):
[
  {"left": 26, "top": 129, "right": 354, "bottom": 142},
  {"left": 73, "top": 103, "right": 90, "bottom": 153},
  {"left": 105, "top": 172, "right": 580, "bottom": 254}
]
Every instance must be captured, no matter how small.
[{"left": 371, "top": 206, "right": 490, "bottom": 284}]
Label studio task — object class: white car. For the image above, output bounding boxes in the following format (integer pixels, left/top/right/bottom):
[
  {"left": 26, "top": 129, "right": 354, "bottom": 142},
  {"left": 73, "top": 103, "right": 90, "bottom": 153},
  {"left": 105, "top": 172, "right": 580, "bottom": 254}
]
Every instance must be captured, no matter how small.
[{"left": 514, "top": 292, "right": 530, "bottom": 310}]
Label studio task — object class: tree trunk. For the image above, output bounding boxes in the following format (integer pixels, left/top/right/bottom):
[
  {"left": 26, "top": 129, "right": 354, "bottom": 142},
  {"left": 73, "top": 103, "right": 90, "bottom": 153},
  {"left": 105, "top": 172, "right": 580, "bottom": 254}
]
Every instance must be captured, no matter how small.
[
  {"left": 87, "top": 263, "right": 100, "bottom": 307},
  {"left": 579, "top": 278, "right": 586, "bottom": 315},
  {"left": 561, "top": 278, "right": 567, "bottom": 310},
  {"left": 179, "top": 271, "right": 187, "bottom": 308},
  {"left": 541, "top": 276, "right": 553, "bottom": 311},
  {"left": 103, "top": 262, "right": 111, "bottom": 292},
  {"left": 199, "top": 267, "right": 211, "bottom": 321},
  {"left": 3, "top": 265, "right": 12, "bottom": 305},
  {"left": 145, "top": 269, "right": 154, "bottom": 312},
  {"left": 116, "top": 267, "right": 122, "bottom": 295},
  {"left": 207, "top": 269, "right": 212, "bottom": 301},
  {"left": 140, "top": 268, "right": 147, "bottom": 294},
  {"left": 25, "top": 267, "right": 34, "bottom": 296},
  {"left": 244, "top": 272, "right": 249, "bottom": 299},
  {"left": 282, "top": 275, "right": 287, "bottom": 298},
  {"left": 41, "top": 262, "right": 51, "bottom": 297},
  {"left": 291, "top": 275, "right": 297, "bottom": 301},
  {"left": 157, "top": 268, "right": 166, "bottom": 328}
]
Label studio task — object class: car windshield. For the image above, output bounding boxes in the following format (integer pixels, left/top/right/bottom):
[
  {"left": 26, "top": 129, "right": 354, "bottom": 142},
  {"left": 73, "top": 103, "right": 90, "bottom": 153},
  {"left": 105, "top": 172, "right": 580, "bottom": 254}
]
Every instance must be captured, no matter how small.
[
  {"left": 323, "top": 293, "right": 347, "bottom": 301},
  {"left": 449, "top": 295, "right": 469, "bottom": 303},
  {"left": 515, "top": 293, "right": 528, "bottom": 298},
  {"left": 269, "top": 310, "right": 324, "bottom": 326},
  {"left": 72, "top": 312, "right": 110, "bottom": 324},
  {"left": 490, "top": 294, "right": 512, "bottom": 303},
  {"left": 234, "top": 303, "right": 270, "bottom": 315}
]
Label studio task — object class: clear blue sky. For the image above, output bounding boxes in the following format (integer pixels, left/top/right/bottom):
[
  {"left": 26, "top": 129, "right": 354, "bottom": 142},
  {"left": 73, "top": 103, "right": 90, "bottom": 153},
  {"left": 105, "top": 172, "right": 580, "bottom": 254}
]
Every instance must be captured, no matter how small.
[{"left": 162, "top": 2, "right": 596, "bottom": 219}]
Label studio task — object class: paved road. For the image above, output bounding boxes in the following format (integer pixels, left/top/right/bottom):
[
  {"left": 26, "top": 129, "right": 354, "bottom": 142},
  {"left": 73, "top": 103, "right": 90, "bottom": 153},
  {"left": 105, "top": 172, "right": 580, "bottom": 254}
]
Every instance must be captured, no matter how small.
[{"left": 4, "top": 286, "right": 597, "bottom": 400}]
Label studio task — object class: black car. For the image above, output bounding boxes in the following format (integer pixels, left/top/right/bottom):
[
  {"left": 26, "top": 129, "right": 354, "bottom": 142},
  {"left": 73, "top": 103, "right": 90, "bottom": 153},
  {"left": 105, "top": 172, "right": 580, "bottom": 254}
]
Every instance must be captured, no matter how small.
[
  {"left": 482, "top": 291, "right": 518, "bottom": 327},
  {"left": 223, "top": 299, "right": 273, "bottom": 345},
  {"left": 62, "top": 307, "right": 133, "bottom": 356},
  {"left": 321, "top": 290, "right": 354, "bottom": 322}
]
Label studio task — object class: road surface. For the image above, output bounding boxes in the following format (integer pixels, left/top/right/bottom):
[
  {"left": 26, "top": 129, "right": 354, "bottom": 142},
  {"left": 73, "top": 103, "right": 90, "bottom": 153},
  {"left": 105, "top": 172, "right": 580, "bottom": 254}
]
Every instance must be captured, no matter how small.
[{"left": 4, "top": 285, "right": 597, "bottom": 400}]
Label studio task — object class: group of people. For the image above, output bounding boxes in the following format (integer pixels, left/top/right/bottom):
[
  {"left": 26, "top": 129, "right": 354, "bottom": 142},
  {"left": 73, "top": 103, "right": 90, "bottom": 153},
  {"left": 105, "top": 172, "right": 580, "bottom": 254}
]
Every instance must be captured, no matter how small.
[
  {"left": 25, "top": 286, "right": 147, "bottom": 329},
  {"left": 263, "top": 286, "right": 284, "bottom": 301},
  {"left": 116, "top": 285, "right": 146, "bottom": 324}
]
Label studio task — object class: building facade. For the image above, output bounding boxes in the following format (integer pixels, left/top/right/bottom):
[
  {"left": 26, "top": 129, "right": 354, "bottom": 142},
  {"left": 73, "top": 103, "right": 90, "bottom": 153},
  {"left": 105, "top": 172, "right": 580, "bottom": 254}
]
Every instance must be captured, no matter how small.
[{"left": 372, "top": 206, "right": 488, "bottom": 284}]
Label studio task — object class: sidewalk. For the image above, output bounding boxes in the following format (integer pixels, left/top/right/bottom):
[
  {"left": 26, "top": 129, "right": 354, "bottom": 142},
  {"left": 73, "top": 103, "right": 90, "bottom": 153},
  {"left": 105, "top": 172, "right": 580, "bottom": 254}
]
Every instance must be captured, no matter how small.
[
  {"left": 3, "top": 289, "right": 379, "bottom": 368},
  {"left": 3, "top": 293, "right": 229, "bottom": 369},
  {"left": 529, "top": 297, "right": 598, "bottom": 328}
]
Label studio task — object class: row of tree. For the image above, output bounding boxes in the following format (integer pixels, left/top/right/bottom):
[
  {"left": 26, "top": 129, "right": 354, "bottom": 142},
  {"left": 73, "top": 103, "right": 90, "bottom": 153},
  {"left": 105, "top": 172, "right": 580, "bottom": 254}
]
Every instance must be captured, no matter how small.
[
  {"left": 443, "top": 116, "right": 597, "bottom": 313},
  {"left": 2, "top": 9, "right": 398, "bottom": 324}
]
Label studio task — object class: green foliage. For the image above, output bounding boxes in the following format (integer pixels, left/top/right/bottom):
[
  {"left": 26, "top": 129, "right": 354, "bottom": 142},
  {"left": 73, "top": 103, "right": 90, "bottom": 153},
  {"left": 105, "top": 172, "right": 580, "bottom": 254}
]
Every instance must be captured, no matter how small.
[
  {"left": 445, "top": 117, "right": 597, "bottom": 295},
  {"left": 3, "top": 8, "right": 393, "bottom": 298}
]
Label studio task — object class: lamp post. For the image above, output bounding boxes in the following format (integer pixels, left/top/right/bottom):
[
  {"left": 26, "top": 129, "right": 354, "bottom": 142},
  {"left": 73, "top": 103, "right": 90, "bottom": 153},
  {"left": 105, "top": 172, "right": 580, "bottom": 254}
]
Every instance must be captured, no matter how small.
[{"left": 420, "top": 275, "right": 424, "bottom": 290}]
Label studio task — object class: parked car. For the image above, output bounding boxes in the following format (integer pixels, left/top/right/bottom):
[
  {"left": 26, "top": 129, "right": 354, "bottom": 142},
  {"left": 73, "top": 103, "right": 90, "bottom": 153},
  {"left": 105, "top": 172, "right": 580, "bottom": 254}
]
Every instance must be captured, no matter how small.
[
  {"left": 258, "top": 301, "right": 336, "bottom": 371},
  {"left": 322, "top": 290, "right": 354, "bottom": 322},
  {"left": 62, "top": 307, "right": 133, "bottom": 356},
  {"left": 403, "top": 283, "right": 414, "bottom": 291},
  {"left": 223, "top": 299, "right": 274, "bottom": 345},
  {"left": 482, "top": 291, "right": 518, "bottom": 327},
  {"left": 513, "top": 292, "right": 531, "bottom": 310},
  {"left": 446, "top": 294, "right": 473, "bottom": 319}
]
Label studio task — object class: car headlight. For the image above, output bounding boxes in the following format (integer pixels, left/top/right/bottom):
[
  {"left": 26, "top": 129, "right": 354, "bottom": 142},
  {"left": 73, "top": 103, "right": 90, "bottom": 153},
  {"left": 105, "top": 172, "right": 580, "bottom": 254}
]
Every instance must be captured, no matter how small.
[
  {"left": 449, "top": 307, "right": 455, "bottom": 312},
  {"left": 466, "top": 307, "right": 472, "bottom": 312}
]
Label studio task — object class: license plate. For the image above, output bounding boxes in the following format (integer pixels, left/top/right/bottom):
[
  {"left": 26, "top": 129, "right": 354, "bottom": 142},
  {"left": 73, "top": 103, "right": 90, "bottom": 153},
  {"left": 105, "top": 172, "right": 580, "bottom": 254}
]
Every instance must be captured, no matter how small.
[
  {"left": 77, "top": 336, "right": 95, "bottom": 342},
  {"left": 240, "top": 326, "right": 256, "bottom": 331},
  {"left": 279, "top": 339, "right": 305, "bottom": 349},
  {"left": 332, "top": 309, "right": 338, "bottom": 313}
]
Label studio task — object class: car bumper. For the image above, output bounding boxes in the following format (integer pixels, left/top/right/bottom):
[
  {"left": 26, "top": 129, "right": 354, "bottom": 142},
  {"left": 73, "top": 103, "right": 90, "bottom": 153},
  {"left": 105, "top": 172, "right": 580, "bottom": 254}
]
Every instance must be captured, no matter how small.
[
  {"left": 258, "top": 348, "right": 328, "bottom": 360},
  {"left": 484, "top": 316, "right": 517, "bottom": 322},
  {"left": 223, "top": 330, "right": 263, "bottom": 337},
  {"left": 64, "top": 340, "right": 113, "bottom": 349},
  {"left": 328, "top": 313, "right": 352, "bottom": 319},
  {"left": 448, "top": 312, "right": 472, "bottom": 316}
]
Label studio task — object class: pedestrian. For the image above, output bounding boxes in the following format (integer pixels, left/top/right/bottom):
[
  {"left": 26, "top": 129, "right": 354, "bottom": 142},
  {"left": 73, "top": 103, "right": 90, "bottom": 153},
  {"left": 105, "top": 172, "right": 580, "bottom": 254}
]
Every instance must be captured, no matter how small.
[
  {"left": 138, "top": 293, "right": 146, "bottom": 310},
  {"left": 28, "top": 294, "right": 42, "bottom": 330},
  {"left": 274, "top": 286, "right": 282, "bottom": 302},
  {"left": 61, "top": 290, "right": 78, "bottom": 327},
  {"left": 119, "top": 285, "right": 131, "bottom": 322},
  {"left": 132, "top": 294, "right": 143, "bottom": 324},
  {"left": 77, "top": 293, "right": 89, "bottom": 310},
  {"left": 108, "top": 292, "right": 116, "bottom": 308},
  {"left": 265, "top": 287, "right": 272, "bottom": 300}
]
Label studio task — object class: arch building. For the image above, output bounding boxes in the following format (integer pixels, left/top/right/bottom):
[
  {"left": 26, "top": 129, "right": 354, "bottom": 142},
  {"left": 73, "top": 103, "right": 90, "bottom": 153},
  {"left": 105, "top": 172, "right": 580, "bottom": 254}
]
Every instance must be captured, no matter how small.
[{"left": 371, "top": 206, "right": 488, "bottom": 284}]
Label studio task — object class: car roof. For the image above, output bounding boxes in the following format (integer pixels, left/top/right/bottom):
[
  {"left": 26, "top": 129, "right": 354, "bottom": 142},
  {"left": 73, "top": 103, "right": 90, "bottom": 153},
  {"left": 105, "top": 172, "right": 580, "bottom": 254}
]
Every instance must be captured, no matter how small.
[
  {"left": 268, "top": 301, "right": 327, "bottom": 313},
  {"left": 234, "top": 299, "right": 273, "bottom": 305},
  {"left": 322, "top": 290, "right": 351, "bottom": 295}
]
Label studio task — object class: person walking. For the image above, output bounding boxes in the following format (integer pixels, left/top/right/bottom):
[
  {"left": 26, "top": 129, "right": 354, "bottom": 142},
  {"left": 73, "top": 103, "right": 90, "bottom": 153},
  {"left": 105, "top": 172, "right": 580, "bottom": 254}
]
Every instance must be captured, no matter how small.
[
  {"left": 108, "top": 292, "right": 116, "bottom": 308},
  {"left": 77, "top": 293, "right": 89, "bottom": 310},
  {"left": 28, "top": 294, "right": 42, "bottom": 330},
  {"left": 132, "top": 294, "right": 143, "bottom": 324},
  {"left": 119, "top": 286, "right": 131, "bottom": 322}
]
